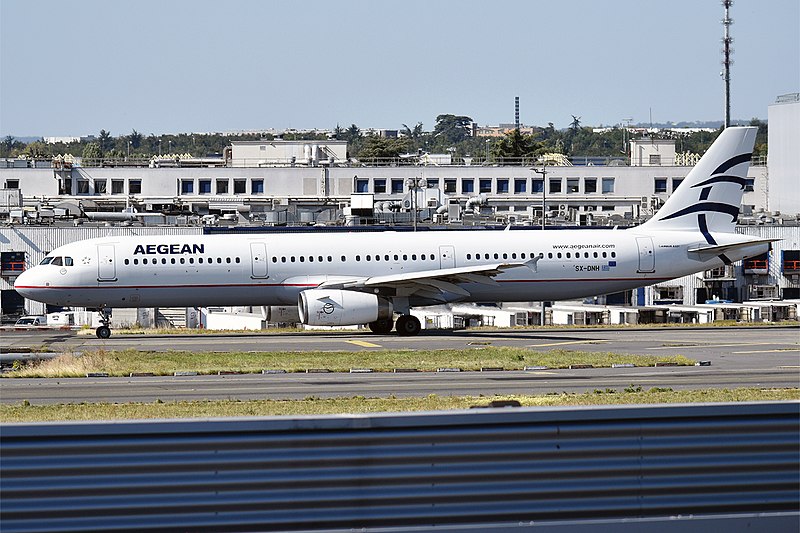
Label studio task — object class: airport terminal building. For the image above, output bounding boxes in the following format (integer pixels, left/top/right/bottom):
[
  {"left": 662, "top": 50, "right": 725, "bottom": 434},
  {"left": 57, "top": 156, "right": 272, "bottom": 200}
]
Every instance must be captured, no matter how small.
[{"left": 1, "top": 95, "right": 798, "bottom": 326}]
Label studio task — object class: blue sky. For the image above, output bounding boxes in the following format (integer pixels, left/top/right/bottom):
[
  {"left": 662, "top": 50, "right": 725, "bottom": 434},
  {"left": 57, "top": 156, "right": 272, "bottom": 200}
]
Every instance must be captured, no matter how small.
[{"left": 1, "top": 0, "right": 798, "bottom": 136}]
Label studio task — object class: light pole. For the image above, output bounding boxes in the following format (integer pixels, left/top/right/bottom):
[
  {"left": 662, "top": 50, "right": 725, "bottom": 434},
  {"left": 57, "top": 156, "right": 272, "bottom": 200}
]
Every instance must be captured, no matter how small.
[
  {"left": 533, "top": 163, "right": 548, "bottom": 326},
  {"left": 485, "top": 139, "right": 490, "bottom": 164},
  {"left": 127, "top": 140, "right": 131, "bottom": 160}
]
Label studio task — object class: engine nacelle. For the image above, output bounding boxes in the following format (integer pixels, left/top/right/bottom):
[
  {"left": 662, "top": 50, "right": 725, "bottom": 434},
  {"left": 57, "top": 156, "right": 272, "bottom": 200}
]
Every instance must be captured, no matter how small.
[{"left": 298, "top": 289, "right": 393, "bottom": 327}]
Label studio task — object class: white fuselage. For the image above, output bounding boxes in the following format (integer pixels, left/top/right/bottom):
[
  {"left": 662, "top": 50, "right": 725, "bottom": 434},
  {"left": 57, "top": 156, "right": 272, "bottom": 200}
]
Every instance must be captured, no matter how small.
[{"left": 13, "top": 228, "right": 769, "bottom": 309}]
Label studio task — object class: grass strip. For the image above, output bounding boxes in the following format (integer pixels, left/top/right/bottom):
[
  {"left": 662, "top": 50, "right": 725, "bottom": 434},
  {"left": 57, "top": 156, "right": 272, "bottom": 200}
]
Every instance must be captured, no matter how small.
[
  {"left": 3, "top": 347, "right": 695, "bottom": 378},
  {"left": 2, "top": 388, "right": 797, "bottom": 423}
]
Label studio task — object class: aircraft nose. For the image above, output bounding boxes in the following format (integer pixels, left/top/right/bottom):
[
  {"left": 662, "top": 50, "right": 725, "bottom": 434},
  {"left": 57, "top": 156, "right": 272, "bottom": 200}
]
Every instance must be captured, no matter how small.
[{"left": 13, "top": 269, "right": 39, "bottom": 299}]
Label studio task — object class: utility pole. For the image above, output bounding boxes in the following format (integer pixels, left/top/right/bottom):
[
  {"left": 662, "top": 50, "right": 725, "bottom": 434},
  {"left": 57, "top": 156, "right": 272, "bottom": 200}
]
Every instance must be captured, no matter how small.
[
  {"left": 533, "top": 164, "right": 548, "bottom": 326},
  {"left": 722, "top": 0, "right": 734, "bottom": 128}
]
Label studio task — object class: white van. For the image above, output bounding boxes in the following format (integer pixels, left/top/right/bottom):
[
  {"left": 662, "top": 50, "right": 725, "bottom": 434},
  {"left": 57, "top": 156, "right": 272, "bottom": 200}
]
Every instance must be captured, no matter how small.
[{"left": 14, "top": 316, "right": 47, "bottom": 327}]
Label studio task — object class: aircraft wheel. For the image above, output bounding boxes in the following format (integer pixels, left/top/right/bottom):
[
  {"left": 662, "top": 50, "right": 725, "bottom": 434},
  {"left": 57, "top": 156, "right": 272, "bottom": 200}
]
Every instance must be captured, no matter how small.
[
  {"left": 368, "top": 318, "right": 394, "bottom": 334},
  {"left": 395, "top": 315, "right": 421, "bottom": 337},
  {"left": 96, "top": 326, "right": 111, "bottom": 339}
]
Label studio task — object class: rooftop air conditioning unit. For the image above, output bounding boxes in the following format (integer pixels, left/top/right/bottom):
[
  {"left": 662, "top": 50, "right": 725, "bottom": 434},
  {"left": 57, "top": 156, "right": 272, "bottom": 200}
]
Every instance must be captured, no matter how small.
[{"left": 559, "top": 204, "right": 568, "bottom": 211}]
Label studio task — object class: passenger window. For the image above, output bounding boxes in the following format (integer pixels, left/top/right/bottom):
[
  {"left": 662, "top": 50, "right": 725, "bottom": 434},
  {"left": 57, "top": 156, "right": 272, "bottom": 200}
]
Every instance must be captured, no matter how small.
[
  {"left": 341, "top": 255, "right": 346, "bottom": 262},
  {"left": 593, "top": 252, "right": 598, "bottom": 258},
  {"left": 134, "top": 259, "right": 139, "bottom": 265},
  {"left": 189, "top": 258, "right": 194, "bottom": 264},
  {"left": 180, "top": 258, "right": 185, "bottom": 264},
  {"left": 548, "top": 253, "right": 553, "bottom": 259},
  {"left": 503, "top": 253, "right": 508, "bottom": 259},
  {"left": 403, "top": 254, "right": 408, "bottom": 261},
  {"left": 385, "top": 255, "right": 390, "bottom": 261},
  {"left": 236, "top": 257, "right": 240, "bottom": 263},
  {"left": 272, "top": 257, "right": 277, "bottom": 263},
  {"left": 421, "top": 254, "right": 426, "bottom": 260},
  {"left": 366, "top": 255, "right": 372, "bottom": 261},
  {"left": 199, "top": 258, "right": 204, "bottom": 264},
  {"left": 493, "top": 253, "right": 498, "bottom": 260},
  {"left": 356, "top": 255, "right": 361, "bottom": 261},
  {"left": 227, "top": 257, "right": 232, "bottom": 264},
  {"left": 162, "top": 258, "right": 167, "bottom": 264},
  {"left": 143, "top": 258, "right": 148, "bottom": 265},
  {"left": 467, "top": 254, "right": 471, "bottom": 260},
  {"left": 327, "top": 256, "right": 332, "bottom": 262},
  {"left": 511, "top": 253, "right": 517, "bottom": 259},
  {"left": 602, "top": 252, "right": 607, "bottom": 258},
  {"left": 520, "top": 253, "right": 526, "bottom": 259},
  {"left": 300, "top": 256, "right": 305, "bottom": 262},
  {"left": 281, "top": 257, "right": 286, "bottom": 263},
  {"left": 171, "top": 258, "right": 176, "bottom": 264},
  {"left": 611, "top": 252, "right": 616, "bottom": 258},
  {"left": 124, "top": 259, "right": 130, "bottom": 265},
  {"left": 412, "top": 254, "right": 417, "bottom": 260},
  {"left": 557, "top": 253, "right": 562, "bottom": 259},
  {"left": 217, "top": 258, "right": 222, "bottom": 263}
]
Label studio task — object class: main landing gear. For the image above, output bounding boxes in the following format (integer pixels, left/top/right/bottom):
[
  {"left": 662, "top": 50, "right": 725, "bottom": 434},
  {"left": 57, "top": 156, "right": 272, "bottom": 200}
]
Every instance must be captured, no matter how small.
[
  {"left": 96, "top": 307, "right": 112, "bottom": 339},
  {"left": 395, "top": 315, "right": 421, "bottom": 337},
  {"left": 367, "top": 315, "right": 422, "bottom": 336}
]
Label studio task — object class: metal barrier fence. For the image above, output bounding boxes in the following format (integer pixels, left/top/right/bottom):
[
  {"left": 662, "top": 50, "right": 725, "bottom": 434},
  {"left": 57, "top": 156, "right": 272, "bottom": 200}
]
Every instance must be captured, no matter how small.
[{"left": 2, "top": 402, "right": 798, "bottom": 532}]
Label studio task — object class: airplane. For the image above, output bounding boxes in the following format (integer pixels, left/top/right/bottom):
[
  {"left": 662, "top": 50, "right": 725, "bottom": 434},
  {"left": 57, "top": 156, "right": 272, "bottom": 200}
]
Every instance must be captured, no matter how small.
[{"left": 14, "top": 126, "right": 775, "bottom": 339}]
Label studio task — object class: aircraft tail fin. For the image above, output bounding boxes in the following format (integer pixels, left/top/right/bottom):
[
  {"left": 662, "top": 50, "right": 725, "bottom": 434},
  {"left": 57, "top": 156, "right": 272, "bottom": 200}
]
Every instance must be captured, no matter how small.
[{"left": 640, "top": 126, "right": 757, "bottom": 235}]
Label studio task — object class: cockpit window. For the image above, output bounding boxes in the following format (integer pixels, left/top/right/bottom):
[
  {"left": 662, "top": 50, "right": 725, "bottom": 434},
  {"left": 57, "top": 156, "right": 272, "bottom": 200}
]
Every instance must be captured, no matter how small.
[
  {"left": 40, "top": 257, "right": 53, "bottom": 265},
  {"left": 64, "top": 257, "right": 73, "bottom": 266},
  {"left": 51, "top": 257, "right": 63, "bottom": 266}
]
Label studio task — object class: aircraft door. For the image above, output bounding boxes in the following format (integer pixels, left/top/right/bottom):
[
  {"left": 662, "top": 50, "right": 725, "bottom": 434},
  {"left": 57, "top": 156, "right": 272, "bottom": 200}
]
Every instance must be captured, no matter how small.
[
  {"left": 97, "top": 244, "right": 117, "bottom": 281},
  {"left": 250, "top": 242, "right": 269, "bottom": 278},
  {"left": 439, "top": 245, "right": 456, "bottom": 269},
  {"left": 636, "top": 237, "right": 655, "bottom": 273}
]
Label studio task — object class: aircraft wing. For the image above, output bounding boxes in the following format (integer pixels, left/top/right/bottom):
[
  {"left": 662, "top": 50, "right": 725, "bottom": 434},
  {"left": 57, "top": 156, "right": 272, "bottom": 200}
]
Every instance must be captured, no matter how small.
[
  {"left": 688, "top": 238, "right": 779, "bottom": 256},
  {"left": 317, "top": 260, "right": 537, "bottom": 299}
]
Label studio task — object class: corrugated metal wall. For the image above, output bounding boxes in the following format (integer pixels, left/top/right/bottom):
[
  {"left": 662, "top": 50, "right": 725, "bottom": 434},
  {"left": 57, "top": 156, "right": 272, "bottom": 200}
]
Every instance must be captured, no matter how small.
[{"left": 2, "top": 402, "right": 798, "bottom": 532}]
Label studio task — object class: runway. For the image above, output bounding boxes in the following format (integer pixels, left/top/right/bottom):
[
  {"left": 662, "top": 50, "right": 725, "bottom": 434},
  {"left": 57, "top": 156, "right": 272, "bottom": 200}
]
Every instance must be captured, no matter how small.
[{"left": 1, "top": 326, "right": 797, "bottom": 405}]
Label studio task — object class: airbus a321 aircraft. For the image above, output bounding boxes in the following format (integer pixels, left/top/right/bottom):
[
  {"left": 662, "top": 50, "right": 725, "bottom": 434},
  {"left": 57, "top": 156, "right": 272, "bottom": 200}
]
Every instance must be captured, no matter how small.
[{"left": 15, "top": 126, "right": 774, "bottom": 338}]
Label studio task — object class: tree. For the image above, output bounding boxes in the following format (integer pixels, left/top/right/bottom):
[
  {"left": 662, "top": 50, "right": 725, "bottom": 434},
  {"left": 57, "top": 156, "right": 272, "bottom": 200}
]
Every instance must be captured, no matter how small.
[
  {"left": 357, "top": 137, "right": 409, "bottom": 160},
  {"left": 98, "top": 129, "right": 113, "bottom": 153},
  {"left": 82, "top": 142, "right": 101, "bottom": 160},
  {"left": 23, "top": 141, "right": 50, "bottom": 158},
  {"left": 433, "top": 114, "right": 473, "bottom": 145},
  {"left": 129, "top": 129, "right": 143, "bottom": 149},
  {"left": 401, "top": 122, "right": 424, "bottom": 139},
  {"left": 492, "top": 129, "right": 541, "bottom": 162}
]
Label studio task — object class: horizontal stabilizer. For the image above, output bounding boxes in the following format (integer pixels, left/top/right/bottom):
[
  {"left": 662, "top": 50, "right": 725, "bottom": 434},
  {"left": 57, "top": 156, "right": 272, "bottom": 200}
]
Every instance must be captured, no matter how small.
[{"left": 688, "top": 238, "right": 778, "bottom": 256}]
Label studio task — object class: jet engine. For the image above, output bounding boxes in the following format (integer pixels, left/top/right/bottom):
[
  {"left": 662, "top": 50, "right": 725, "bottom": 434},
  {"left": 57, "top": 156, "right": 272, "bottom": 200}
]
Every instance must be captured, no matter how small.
[{"left": 298, "top": 289, "right": 393, "bottom": 327}]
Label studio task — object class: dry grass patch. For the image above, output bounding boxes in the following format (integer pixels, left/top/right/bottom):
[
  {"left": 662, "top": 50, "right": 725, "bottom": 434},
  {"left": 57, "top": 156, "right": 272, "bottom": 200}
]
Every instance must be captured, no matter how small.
[{"left": 3, "top": 347, "right": 695, "bottom": 378}]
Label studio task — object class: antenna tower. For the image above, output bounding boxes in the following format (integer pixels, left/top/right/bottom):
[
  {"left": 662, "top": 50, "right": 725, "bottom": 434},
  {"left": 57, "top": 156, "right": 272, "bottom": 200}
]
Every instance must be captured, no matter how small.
[
  {"left": 515, "top": 96, "right": 520, "bottom": 131},
  {"left": 722, "top": 0, "right": 734, "bottom": 128}
]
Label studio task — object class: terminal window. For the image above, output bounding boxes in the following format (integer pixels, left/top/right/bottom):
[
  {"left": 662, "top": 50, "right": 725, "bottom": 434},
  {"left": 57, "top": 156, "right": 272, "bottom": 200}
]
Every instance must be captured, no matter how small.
[
  {"left": 654, "top": 178, "right": 668, "bottom": 193},
  {"left": 233, "top": 180, "right": 246, "bottom": 194},
  {"left": 180, "top": 180, "right": 194, "bottom": 194},
  {"left": 444, "top": 179, "right": 456, "bottom": 193},
  {"left": 532, "top": 179, "right": 544, "bottom": 194},
  {"left": 374, "top": 179, "right": 387, "bottom": 193},
  {"left": 111, "top": 180, "right": 125, "bottom": 194},
  {"left": 94, "top": 180, "right": 107, "bottom": 194},
  {"left": 5, "top": 179, "right": 18, "bottom": 189},
  {"left": 391, "top": 179, "right": 405, "bottom": 194},
  {"left": 216, "top": 179, "right": 229, "bottom": 194},
  {"left": 584, "top": 178, "right": 597, "bottom": 193},
  {"left": 199, "top": 180, "right": 212, "bottom": 194},
  {"left": 251, "top": 180, "right": 264, "bottom": 194},
  {"left": 355, "top": 179, "right": 369, "bottom": 193},
  {"left": 129, "top": 180, "right": 141, "bottom": 194},
  {"left": 672, "top": 178, "right": 683, "bottom": 192},
  {"left": 479, "top": 179, "right": 492, "bottom": 193},
  {"left": 77, "top": 180, "right": 89, "bottom": 194},
  {"left": 514, "top": 179, "right": 527, "bottom": 193},
  {"left": 462, "top": 179, "right": 474, "bottom": 194},
  {"left": 549, "top": 178, "right": 561, "bottom": 194},
  {"left": 497, "top": 179, "right": 509, "bottom": 194},
  {"left": 567, "top": 179, "right": 579, "bottom": 193},
  {"left": 602, "top": 178, "right": 615, "bottom": 194}
]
